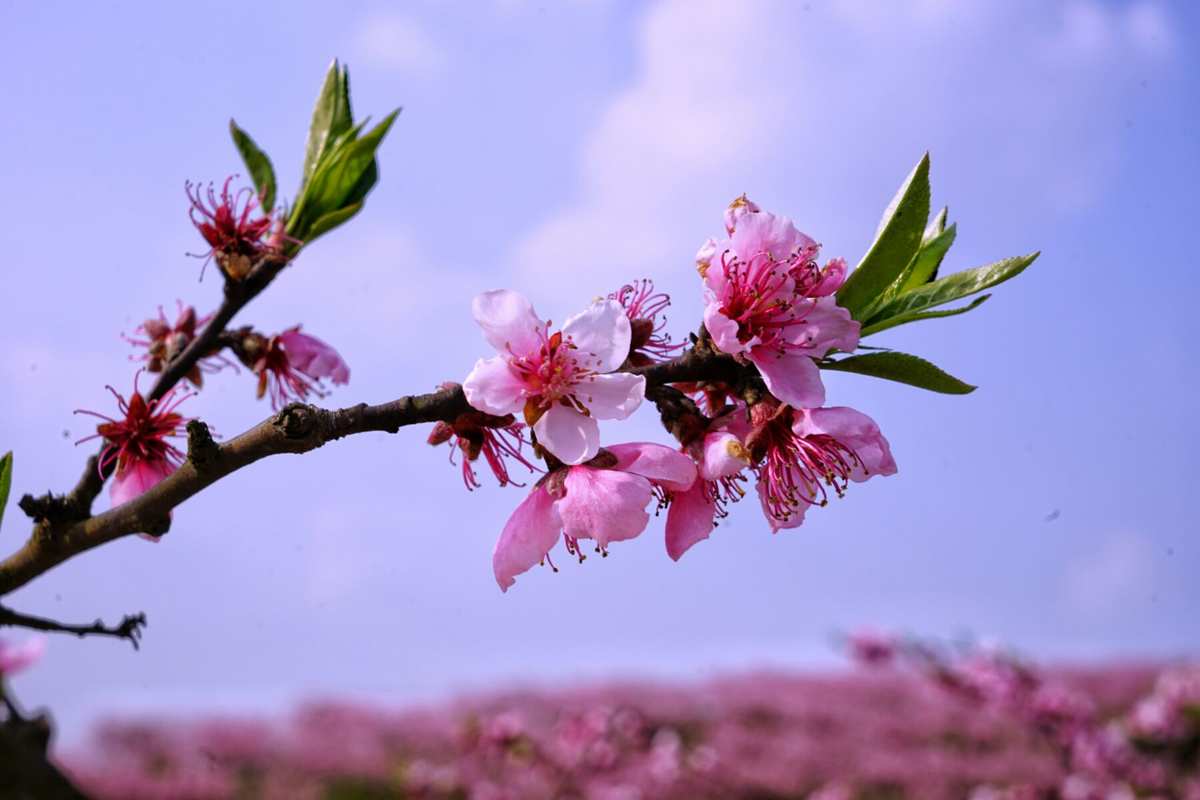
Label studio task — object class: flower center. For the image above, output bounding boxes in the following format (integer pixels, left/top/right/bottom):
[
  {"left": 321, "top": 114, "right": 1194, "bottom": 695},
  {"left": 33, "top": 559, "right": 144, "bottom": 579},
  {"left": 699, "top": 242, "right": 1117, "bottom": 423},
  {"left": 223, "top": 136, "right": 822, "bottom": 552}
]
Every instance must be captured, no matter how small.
[{"left": 718, "top": 250, "right": 825, "bottom": 350}]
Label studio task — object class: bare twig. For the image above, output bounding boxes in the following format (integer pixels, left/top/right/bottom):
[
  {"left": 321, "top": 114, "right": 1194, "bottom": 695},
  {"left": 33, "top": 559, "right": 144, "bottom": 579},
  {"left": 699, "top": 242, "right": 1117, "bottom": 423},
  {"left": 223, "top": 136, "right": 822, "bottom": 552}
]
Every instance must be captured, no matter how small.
[{"left": 0, "top": 605, "right": 146, "bottom": 649}]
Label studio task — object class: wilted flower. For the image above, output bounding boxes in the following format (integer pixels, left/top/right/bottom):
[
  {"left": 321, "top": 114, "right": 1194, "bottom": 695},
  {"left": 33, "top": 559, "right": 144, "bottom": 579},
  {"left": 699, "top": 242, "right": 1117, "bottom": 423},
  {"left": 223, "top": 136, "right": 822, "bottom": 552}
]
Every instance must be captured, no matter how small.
[
  {"left": 235, "top": 326, "right": 350, "bottom": 410},
  {"left": 664, "top": 411, "right": 752, "bottom": 561},
  {"left": 74, "top": 375, "right": 191, "bottom": 515},
  {"left": 427, "top": 411, "right": 540, "bottom": 490},
  {"left": 493, "top": 443, "right": 696, "bottom": 590},
  {"left": 186, "top": 176, "right": 274, "bottom": 281},
  {"left": 0, "top": 637, "right": 45, "bottom": 676},
  {"left": 463, "top": 290, "right": 646, "bottom": 465},
  {"left": 125, "top": 302, "right": 228, "bottom": 386},
  {"left": 697, "top": 199, "right": 859, "bottom": 408},
  {"left": 610, "top": 280, "right": 686, "bottom": 366}
]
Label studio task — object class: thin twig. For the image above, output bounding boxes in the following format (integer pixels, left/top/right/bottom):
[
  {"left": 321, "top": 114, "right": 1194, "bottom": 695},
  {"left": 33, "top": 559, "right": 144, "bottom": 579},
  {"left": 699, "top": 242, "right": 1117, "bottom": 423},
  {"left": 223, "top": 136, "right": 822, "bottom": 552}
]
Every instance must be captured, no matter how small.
[{"left": 0, "top": 605, "right": 147, "bottom": 649}]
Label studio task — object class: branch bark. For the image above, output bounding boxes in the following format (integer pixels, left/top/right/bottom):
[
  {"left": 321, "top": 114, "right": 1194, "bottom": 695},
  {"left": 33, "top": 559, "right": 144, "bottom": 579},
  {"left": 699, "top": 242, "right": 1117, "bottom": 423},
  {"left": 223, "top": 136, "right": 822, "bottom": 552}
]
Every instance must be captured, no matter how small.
[{"left": 0, "top": 350, "right": 742, "bottom": 598}]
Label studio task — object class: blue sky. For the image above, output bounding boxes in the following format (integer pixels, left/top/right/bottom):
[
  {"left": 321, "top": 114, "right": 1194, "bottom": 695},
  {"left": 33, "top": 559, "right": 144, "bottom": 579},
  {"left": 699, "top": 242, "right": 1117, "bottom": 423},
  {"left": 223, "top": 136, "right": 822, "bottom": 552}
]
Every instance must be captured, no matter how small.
[{"left": 0, "top": 0, "right": 1196, "bottom": 743}]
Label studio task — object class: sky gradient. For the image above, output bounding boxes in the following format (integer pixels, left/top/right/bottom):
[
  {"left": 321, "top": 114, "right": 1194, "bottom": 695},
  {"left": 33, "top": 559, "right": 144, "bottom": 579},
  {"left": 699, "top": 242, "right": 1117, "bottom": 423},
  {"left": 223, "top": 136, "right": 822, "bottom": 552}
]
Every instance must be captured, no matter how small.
[{"left": 0, "top": 0, "right": 1196, "bottom": 744}]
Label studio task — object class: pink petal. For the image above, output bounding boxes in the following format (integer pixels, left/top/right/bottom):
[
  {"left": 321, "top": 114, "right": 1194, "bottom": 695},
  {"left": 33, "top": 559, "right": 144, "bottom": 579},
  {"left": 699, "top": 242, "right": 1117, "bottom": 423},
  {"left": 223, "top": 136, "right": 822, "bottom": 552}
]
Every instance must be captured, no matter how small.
[
  {"left": 110, "top": 458, "right": 174, "bottom": 508},
  {"left": 0, "top": 636, "right": 46, "bottom": 676},
  {"left": 813, "top": 257, "right": 848, "bottom": 296},
  {"left": 463, "top": 356, "right": 526, "bottom": 416},
  {"left": 747, "top": 347, "right": 826, "bottom": 409},
  {"left": 561, "top": 298, "right": 632, "bottom": 373},
  {"left": 664, "top": 482, "right": 716, "bottom": 561},
  {"left": 607, "top": 442, "right": 696, "bottom": 492},
  {"left": 279, "top": 329, "right": 350, "bottom": 384},
  {"left": 703, "top": 301, "right": 749, "bottom": 355},
  {"left": 730, "top": 210, "right": 817, "bottom": 263},
  {"left": 533, "top": 404, "right": 601, "bottom": 465},
  {"left": 493, "top": 486, "right": 562, "bottom": 592},
  {"left": 795, "top": 407, "right": 897, "bottom": 481},
  {"left": 783, "top": 296, "right": 860, "bottom": 356},
  {"left": 558, "top": 467, "right": 653, "bottom": 548},
  {"left": 757, "top": 479, "right": 807, "bottom": 533},
  {"left": 574, "top": 372, "right": 645, "bottom": 421},
  {"left": 472, "top": 289, "right": 544, "bottom": 356},
  {"left": 700, "top": 431, "right": 750, "bottom": 481}
]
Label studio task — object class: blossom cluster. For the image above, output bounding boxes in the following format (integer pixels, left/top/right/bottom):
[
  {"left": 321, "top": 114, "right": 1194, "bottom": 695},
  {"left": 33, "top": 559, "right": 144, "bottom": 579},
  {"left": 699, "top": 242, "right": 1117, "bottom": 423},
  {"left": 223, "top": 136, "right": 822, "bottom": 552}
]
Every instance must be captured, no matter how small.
[
  {"left": 65, "top": 660, "right": 1195, "bottom": 800},
  {"left": 844, "top": 630, "right": 1200, "bottom": 798},
  {"left": 74, "top": 179, "right": 351, "bottom": 522},
  {"left": 451, "top": 199, "right": 895, "bottom": 590}
]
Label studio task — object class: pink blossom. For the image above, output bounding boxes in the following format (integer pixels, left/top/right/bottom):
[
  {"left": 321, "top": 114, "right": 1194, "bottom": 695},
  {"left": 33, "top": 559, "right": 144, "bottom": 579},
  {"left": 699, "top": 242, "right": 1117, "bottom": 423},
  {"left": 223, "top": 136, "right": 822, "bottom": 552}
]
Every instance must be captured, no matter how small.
[
  {"left": 749, "top": 403, "right": 896, "bottom": 531},
  {"left": 186, "top": 176, "right": 274, "bottom": 281},
  {"left": 609, "top": 279, "right": 686, "bottom": 366},
  {"left": 427, "top": 413, "right": 539, "bottom": 490},
  {"left": 0, "top": 636, "right": 45, "bottom": 676},
  {"left": 697, "top": 199, "right": 859, "bottom": 408},
  {"left": 492, "top": 443, "right": 696, "bottom": 590},
  {"left": 664, "top": 413, "right": 752, "bottom": 561},
  {"left": 252, "top": 326, "right": 350, "bottom": 409},
  {"left": 124, "top": 302, "right": 230, "bottom": 386},
  {"left": 463, "top": 290, "right": 646, "bottom": 465}
]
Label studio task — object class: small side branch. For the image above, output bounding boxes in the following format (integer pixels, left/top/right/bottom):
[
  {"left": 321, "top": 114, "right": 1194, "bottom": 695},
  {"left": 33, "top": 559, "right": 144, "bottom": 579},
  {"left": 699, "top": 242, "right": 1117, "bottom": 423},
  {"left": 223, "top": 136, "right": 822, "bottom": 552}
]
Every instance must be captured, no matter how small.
[{"left": 0, "top": 605, "right": 147, "bottom": 649}]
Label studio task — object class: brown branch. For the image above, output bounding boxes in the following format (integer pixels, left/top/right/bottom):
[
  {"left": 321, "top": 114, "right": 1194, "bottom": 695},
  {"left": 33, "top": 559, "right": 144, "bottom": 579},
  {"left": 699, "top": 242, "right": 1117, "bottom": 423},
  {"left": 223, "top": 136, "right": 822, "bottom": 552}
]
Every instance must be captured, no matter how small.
[
  {"left": 0, "top": 605, "right": 147, "bottom": 649},
  {"left": 0, "top": 350, "right": 742, "bottom": 598},
  {"left": 19, "top": 255, "right": 291, "bottom": 528}
]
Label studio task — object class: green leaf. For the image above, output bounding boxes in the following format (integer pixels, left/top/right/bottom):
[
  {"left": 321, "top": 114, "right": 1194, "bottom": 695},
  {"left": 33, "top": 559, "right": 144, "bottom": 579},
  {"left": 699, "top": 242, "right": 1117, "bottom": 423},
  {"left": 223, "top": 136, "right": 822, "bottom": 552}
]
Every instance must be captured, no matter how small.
[
  {"left": 868, "top": 252, "right": 1039, "bottom": 323},
  {"left": 0, "top": 451, "right": 12, "bottom": 531},
  {"left": 820, "top": 352, "right": 976, "bottom": 394},
  {"left": 229, "top": 119, "right": 277, "bottom": 213},
  {"left": 301, "top": 60, "right": 354, "bottom": 189},
  {"left": 305, "top": 202, "right": 363, "bottom": 242},
  {"left": 836, "top": 153, "right": 931, "bottom": 319},
  {"left": 897, "top": 220, "right": 956, "bottom": 293},
  {"left": 860, "top": 294, "right": 990, "bottom": 338},
  {"left": 289, "top": 110, "right": 399, "bottom": 240}
]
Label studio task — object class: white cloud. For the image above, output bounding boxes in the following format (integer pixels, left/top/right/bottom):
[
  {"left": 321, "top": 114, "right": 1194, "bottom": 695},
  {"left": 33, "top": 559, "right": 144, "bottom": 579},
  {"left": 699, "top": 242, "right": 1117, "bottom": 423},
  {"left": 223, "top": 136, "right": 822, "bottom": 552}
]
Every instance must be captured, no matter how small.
[
  {"left": 510, "top": 0, "right": 1174, "bottom": 295},
  {"left": 353, "top": 12, "right": 446, "bottom": 75},
  {"left": 1063, "top": 533, "right": 1155, "bottom": 617}
]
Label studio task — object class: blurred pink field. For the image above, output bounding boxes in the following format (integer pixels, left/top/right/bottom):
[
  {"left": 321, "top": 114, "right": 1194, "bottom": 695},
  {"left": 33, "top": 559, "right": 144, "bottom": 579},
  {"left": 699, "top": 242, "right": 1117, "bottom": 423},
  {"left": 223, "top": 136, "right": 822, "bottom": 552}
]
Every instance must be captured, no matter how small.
[{"left": 63, "top": 663, "right": 1190, "bottom": 800}]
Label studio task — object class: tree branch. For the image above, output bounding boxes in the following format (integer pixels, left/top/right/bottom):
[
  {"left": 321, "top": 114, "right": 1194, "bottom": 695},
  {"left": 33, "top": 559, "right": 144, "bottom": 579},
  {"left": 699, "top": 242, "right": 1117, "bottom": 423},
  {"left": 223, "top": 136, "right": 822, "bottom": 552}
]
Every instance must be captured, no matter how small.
[
  {"left": 0, "top": 605, "right": 147, "bottom": 649},
  {"left": 0, "top": 350, "right": 742, "bottom": 598}
]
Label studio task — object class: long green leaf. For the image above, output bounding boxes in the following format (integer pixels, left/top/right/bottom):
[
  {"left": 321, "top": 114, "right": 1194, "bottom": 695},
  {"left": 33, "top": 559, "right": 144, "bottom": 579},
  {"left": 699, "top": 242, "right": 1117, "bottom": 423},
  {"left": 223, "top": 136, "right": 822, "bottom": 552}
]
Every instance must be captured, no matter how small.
[
  {"left": 301, "top": 60, "right": 354, "bottom": 189},
  {"left": 0, "top": 451, "right": 12, "bottom": 531},
  {"left": 820, "top": 352, "right": 976, "bottom": 394},
  {"left": 860, "top": 294, "right": 990, "bottom": 337},
  {"left": 306, "top": 202, "right": 364, "bottom": 242},
  {"left": 291, "top": 110, "right": 399, "bottom": 239},
  {"left": 836, "top": 153, "right": 931, "bottom": 319},
  {"left": 869, "top": 252, "right": 1039, "bottom": 322},
  {"left": 898, "top": 220, "right": 956, "bottom": 293},
  {"left": 229, "top": 120, "right": 277, "bottom": 213}
]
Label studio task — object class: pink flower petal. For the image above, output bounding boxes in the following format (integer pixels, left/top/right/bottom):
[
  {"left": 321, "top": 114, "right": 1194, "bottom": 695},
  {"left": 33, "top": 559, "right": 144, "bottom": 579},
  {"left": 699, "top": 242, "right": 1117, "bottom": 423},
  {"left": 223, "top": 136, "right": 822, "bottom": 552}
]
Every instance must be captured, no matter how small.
[
  {"left": 558, "top": 467, "right": 653, "bottom": 548},
  {"left": 795, "top": 407, "right": 897, "bottom": 480},
  {"left": 493, "top": 486, "right": 562, "bottom": 591},
  {"left": 747, "top": 347, "right": 826, "bottom": 409},
  {"left": 783, "top": 296, "right": 860, "bottom": 356},
  {"left": 110, "top": 458, "right": 175, "bottom": 508},
  {"left": 0, "top": 636, "right": 46, "bottom": 676},
  {"left": 472, "top": 289, "right": 544, "bottom": 356},
  {"left": 561, "top": 298, "right": 632, "bottom": 373},
  {"left": 664, "top": 482, "right": 716, "bottom": 561},
  {"left": 757, "top": 478, "right": 807, "bottom": 533},
  {"left": 729, "top": 210, "right": 817, "bottom": 263},
  {"left": 463, "top": 356, "right": 526, "bottom": 416},
  {"left": 574, "top": 372, "right": 645, "bottom": 421},
  {"left": 702, "top": 302, "right": 749, "bottom": 355},
  {"left": 700, "top": 431, "right": 750, "bottom": 481},
  {"left": 533, "top": 405, "right": 600, "bottom": 465},
  {"left": 607, "top": 443, "right": 697, "bottom": 492},
  {"left": 279, "top": 329, "right": 350, "bottom": 384}
]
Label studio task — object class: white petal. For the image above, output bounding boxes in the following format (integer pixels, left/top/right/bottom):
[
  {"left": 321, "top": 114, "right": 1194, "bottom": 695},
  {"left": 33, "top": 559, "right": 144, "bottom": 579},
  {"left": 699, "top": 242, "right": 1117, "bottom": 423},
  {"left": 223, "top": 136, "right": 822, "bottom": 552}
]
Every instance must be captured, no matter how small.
[
  {"left": 533, "top": 404, "right": 600, "bottom": 465},
  {"left": 574, "top": 372, "right": 645, "bottom": 420},
  {"left": 472, "top": 289, "right": 544, "bottom": 355},
  {"left": 463, "top": 356, "right": 526, "bottom": 415},
  {"left": 561, "top": 298, "right": 632, "bottom": 373}
]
